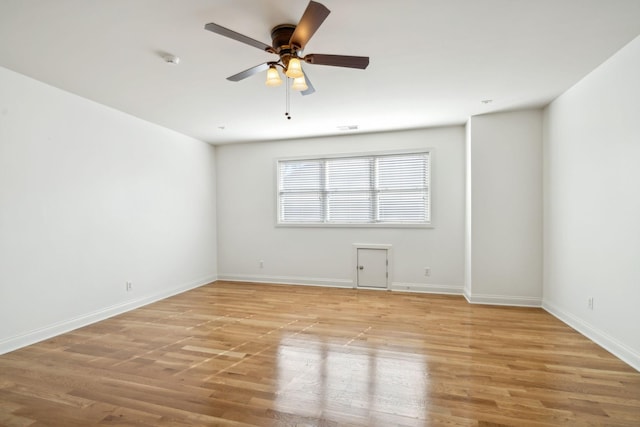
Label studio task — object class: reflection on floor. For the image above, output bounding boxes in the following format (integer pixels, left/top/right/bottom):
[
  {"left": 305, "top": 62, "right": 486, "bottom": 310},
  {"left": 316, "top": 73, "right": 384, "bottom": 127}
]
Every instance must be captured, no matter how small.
[{"left": 276, "top": 334, "right": 427, "bottom": 422}]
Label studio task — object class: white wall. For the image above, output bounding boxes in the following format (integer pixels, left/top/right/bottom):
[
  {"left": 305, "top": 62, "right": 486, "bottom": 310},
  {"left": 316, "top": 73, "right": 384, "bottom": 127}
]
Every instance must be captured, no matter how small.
[
  {"left": 0, "top": 66, "right": 217, "bottom": 353},
  {"left": 216, "top": 127, "right": 465, "bottom": 293},
  {"left": 543, "top": 36, "right": 640, "bottom": 370},
  {"left": 466, "top": 110, "right": 543, "bottom": 306}
]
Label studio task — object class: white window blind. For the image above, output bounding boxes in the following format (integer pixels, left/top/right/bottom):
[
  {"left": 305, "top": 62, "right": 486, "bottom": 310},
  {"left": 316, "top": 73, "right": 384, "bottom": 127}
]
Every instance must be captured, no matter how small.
[{"left": 277, "top": 151, "right": 430, "bottom": 226}]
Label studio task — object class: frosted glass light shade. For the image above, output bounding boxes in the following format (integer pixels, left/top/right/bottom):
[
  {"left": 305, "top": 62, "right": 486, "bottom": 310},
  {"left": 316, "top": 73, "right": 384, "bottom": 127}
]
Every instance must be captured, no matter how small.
[
  {"left": 291, "top": 75, "right": 308, "bottom": 91},
  {"left": 265, "top": 66, "right": 282, "bottom": 87},
  {"left": 285, "top": 57, "right": 304, "bottom": 78}
]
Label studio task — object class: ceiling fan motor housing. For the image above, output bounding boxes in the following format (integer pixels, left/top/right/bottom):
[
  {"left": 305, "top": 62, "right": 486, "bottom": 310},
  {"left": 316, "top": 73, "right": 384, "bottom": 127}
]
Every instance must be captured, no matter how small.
[{"left": 270, "top": 24, "right": 298, "bottom": 67}]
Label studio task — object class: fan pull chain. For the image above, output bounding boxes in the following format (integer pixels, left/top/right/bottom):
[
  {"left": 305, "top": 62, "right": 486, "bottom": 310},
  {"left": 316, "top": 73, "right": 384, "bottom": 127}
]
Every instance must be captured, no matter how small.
[{"left": 285, "top": 77, "right": 292, "bottom": 120}]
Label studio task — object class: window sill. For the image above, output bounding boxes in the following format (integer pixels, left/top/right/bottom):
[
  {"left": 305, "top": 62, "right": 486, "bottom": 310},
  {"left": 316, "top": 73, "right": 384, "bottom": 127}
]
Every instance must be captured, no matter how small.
[{"left": 275, "top": 222, "right": 433, "bottom": 229}]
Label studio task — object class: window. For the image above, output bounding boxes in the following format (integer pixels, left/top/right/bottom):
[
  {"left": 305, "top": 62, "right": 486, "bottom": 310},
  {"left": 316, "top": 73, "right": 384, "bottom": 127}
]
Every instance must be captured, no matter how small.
[{"left": 277, "top": 151, "right": 431, "bottom": 226}]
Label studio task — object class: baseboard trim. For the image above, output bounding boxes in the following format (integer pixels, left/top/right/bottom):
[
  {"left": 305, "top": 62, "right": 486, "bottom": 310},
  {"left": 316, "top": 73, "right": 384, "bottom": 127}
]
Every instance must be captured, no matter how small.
[
  {"left": 466, "top": 293, "right": 542, "bottom": 307},
  {"left": 390, "top": 282, "right": 463, "bottom": 295},
  {"left": 217, "top": 274, "right": 353, "bottom": 288},
  {"left": 463, "top": 287, "right": 472, "bottom": 303},
  {"left": 543, "top": 300, "right": 640, "bottom": 372},
  {"left": 0, "top": 274, "right": 217, "bottom": 356},
  {"left": 218, "top": 275, "right": 467, "bottom": 296}
]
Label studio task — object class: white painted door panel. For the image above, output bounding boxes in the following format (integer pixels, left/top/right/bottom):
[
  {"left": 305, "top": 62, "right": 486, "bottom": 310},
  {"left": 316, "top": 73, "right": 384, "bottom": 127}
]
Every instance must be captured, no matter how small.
[{"left": 357, "top": 248, "right": 388, "bottom": 288}]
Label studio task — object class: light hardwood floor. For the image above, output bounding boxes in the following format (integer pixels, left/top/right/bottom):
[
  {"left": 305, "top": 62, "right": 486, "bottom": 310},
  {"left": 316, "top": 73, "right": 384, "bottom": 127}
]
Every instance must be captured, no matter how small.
[{"left": 1, "top": 281, "right": 639, "bottom": 426}]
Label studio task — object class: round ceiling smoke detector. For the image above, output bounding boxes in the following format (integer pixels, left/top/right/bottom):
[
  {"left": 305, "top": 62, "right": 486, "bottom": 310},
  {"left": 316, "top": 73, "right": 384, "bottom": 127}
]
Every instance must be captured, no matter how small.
[{"left": 163, "top": 54, "right": 180, "bottom": 65}]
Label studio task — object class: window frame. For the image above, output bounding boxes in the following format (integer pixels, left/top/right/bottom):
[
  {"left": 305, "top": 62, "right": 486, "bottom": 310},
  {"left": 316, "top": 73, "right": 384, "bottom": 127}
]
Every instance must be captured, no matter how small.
[{"left": 275, "top": 149, "right": 433, "bottom": 228}]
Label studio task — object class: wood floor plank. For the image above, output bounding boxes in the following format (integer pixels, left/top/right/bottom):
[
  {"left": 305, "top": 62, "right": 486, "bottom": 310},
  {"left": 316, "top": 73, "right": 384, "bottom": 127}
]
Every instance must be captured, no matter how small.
[{"left": 1, "top": 281, "right": 639, "bottom": 426}]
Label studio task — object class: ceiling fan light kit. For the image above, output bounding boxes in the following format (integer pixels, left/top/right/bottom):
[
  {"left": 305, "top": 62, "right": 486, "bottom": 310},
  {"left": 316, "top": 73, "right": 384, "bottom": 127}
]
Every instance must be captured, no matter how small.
[
  {"left": 204, "top": 0, "right": 369, "bottom": 101},
  {"left": 291, "top": 76, "right": 309, "bottom": 91},
  {"left": 265, "top": 65, "right": 283, "bottom": 87},
  {"left": 285, "top": 57, "right": 304, "bottom": 79}
]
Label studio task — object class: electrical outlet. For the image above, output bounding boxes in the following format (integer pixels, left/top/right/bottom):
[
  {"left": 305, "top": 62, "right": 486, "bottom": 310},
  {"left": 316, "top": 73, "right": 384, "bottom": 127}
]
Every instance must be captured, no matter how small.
[
  {"left": 126, "top": 281, "right": 133, "bottom": 292},
  {"left": 424, "top": 267, "right": 431, "bottom": 277},
  {"left": 259, "top": 260, "right": 264, "bottom": 268},
  {"left": 588, "top": 297, "right": 594, "bottom": 310}
]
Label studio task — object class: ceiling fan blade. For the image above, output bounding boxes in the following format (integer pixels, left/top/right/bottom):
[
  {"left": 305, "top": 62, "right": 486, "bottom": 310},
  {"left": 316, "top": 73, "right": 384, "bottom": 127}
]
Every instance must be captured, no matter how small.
[
  {"left": 301, "top": 70, "right": 316, "bottom": 96},
  {"left": 304, "top": 54, "right": 369, "bottom": 69},
  {"left": 289, "top": 1, "right": 330, "bottom": 50},
  {"left": 227, "top": 63, "right": 270, "bottom": 81},
  {"left": 204, "top": 23, "right": 273, "bottom": 52}
]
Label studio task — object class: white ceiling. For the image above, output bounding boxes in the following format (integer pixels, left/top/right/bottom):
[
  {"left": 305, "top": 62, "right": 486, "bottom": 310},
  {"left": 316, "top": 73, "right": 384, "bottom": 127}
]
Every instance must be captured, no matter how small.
[{"left": 1, "top": 0, "right": 639, "bottom": 145}]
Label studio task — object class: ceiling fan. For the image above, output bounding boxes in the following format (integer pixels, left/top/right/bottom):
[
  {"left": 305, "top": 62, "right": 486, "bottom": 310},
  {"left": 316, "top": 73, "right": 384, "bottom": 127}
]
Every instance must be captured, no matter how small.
[{"left": 204, "top": 0, "right": 369, "bottom": 96}]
